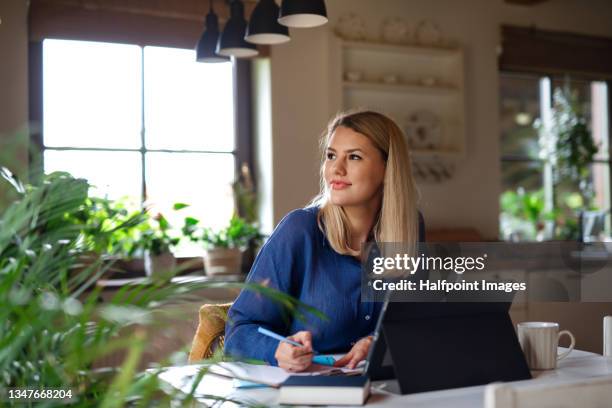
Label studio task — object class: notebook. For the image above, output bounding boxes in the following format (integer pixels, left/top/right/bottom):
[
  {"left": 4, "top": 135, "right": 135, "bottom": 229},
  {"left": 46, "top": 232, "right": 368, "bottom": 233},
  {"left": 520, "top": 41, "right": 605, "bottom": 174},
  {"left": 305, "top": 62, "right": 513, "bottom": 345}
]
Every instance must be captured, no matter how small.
[
  {"left": 209, "top": 358, "right": 363, "bottom": 388},
  {"left": 279, "top": 375, "right": 370, "bottom": 405}
]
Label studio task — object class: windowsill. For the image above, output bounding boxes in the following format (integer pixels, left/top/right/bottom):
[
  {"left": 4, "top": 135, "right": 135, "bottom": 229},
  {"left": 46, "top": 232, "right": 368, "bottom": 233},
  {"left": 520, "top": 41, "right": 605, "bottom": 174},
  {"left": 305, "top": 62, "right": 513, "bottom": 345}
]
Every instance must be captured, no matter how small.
[
  {"left": 96, "top": 273, "right": 245, "bottom": 291},
  {"left": 99, "top": 256, "right": 248, "bottom": 284}
]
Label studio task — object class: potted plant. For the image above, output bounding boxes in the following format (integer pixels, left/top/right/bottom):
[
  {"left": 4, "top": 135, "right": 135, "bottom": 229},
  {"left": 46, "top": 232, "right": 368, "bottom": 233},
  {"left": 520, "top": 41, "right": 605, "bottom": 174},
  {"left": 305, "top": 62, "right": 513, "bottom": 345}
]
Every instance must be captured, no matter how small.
[
  {"left": 183, "top": 215, "right": 261, "bottom": 276},
  {"left": 138, "top": 212, "right": 182, "bottom": 278},
  {"left": 232, "top": 162, "right": 263, "bottom": 273},
  {"left": 76, "top": 195, "right": 148, "bottom": 276}
]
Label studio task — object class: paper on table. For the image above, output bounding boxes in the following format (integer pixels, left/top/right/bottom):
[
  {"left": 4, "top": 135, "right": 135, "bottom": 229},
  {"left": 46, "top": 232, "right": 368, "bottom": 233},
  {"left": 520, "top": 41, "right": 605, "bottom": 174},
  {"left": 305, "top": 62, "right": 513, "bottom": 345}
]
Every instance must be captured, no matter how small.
[
  {"left": 212, "top": 362, "right": 289, "bottom": 387},
  {"left": 212, "top": 356, "right": 365, "bottom": 388},
  {"left": 604, "top": 316, "right": 612, "bottom": 357}
]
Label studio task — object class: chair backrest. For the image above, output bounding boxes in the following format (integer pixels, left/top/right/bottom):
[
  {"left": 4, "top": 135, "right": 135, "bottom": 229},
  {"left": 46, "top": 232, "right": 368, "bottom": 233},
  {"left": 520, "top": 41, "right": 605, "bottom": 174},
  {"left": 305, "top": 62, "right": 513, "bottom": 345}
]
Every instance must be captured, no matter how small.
[
  {"left": 188, "top": 303, "right": 233, "bottom": 363},
  {"left": 484, "top": 375, "right": 612, "bottom": 408}
]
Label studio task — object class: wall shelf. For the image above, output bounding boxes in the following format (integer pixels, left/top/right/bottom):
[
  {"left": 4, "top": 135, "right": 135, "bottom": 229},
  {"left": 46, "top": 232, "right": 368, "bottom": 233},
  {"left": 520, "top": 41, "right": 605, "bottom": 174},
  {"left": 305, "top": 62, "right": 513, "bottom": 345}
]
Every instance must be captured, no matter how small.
[
  {"left": 330, "top": 36, "right": 467, "bottom": 167},
  {"left": 343, "top": 81, "right": 459, "bottom": 96},
  {"left": 342, "top": 40, "right": 461, "bottom": 59}
]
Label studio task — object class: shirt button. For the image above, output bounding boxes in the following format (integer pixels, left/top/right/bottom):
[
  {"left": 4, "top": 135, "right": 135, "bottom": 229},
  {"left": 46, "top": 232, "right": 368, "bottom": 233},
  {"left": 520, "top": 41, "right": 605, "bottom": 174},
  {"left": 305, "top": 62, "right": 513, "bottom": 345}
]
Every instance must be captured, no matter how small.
[{"left": 365, "top": 315, "right": 371, "bottom": 320}]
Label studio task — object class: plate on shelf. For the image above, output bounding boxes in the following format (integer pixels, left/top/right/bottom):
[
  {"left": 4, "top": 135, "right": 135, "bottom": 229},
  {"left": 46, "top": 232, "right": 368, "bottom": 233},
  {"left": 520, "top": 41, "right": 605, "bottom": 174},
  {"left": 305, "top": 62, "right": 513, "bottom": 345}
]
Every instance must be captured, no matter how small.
[
  {"left": 380, "top": 17, "right": 413, "bottom": 44},
  {"left": 415, "top": 20, "right": 442, "bottom": 46},
  {"left": 404, "top": 110, "right": 443, "bottom": 150},
  {"left": 335, "top": 13, "right": 367, "bottom": 41},
  {"left": 344, "top": 71, "right": 363, "bottom": 82}
]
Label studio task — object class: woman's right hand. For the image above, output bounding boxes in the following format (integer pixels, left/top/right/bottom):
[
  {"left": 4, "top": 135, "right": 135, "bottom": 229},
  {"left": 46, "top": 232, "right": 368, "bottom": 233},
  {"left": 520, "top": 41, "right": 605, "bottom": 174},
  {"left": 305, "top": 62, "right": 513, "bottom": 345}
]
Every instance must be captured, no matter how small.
[{"left": 274, "top": 331, "right": 314, "bottom": 372}]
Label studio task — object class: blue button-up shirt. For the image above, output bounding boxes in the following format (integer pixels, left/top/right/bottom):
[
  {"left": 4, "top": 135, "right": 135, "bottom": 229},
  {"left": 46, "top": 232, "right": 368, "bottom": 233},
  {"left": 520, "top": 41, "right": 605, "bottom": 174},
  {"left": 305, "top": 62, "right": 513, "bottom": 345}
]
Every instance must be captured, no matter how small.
[{"left": 224, "top": 206, "right": 424, "bottom": 365}]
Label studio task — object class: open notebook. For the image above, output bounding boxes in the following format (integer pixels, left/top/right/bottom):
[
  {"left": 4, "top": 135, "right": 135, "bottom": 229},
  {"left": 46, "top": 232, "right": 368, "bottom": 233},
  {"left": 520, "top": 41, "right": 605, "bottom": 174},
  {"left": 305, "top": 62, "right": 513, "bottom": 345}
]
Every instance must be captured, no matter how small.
[{"left": 209, "top": 355, "right": 365, "bottom": 388}]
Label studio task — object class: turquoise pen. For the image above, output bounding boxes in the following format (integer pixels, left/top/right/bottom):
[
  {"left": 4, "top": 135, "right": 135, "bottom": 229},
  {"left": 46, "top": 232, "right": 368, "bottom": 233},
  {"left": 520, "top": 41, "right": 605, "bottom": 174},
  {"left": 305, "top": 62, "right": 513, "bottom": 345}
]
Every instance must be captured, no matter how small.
[{"left": 256, "top": 326, "right": 336, "bottom": 366}]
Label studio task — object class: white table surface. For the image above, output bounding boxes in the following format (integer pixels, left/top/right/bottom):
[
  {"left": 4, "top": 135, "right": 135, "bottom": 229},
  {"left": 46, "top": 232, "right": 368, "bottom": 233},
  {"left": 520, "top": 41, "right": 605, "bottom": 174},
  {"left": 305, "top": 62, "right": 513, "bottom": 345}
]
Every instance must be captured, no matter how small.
[{"left": 158, "top": 349, "right": 612, "bottom": 407}]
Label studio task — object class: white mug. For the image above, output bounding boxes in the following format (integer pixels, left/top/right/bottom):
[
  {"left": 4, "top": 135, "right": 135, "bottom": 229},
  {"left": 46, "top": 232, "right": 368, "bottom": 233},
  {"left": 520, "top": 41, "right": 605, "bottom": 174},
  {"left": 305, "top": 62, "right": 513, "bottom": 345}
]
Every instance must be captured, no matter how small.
[{"left": 517, "top": 322, "right": 575, "bottom": 370}]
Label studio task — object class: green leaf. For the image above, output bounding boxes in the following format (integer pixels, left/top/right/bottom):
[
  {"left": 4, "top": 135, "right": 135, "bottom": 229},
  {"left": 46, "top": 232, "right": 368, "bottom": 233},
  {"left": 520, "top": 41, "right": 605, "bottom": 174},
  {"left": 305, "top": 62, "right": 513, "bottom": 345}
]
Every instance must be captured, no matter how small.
[{"left": 184, "top": 217, "right": 199, "bottom": 226}]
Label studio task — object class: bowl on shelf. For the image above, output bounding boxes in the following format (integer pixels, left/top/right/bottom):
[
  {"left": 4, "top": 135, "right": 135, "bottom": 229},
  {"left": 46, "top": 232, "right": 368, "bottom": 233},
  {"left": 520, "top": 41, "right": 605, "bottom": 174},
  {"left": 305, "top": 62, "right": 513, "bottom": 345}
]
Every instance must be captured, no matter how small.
[
  {"left": 345, "top": 70, "right": 363, "bottom": 82},
  {"left": 415, "top": 20, "right": 443, "bottom": 46},
  {"left": 335, "top": 13, "right": 367, "bottom": 41},
  {"left": 381, "top": 74, "right": 399, "bottom": 84},
  {"left": 420, "top": 77, "right": 437, "bottom": 87},
  {"left": 380, "top": 17, "right": 413, "bottom": 44}
]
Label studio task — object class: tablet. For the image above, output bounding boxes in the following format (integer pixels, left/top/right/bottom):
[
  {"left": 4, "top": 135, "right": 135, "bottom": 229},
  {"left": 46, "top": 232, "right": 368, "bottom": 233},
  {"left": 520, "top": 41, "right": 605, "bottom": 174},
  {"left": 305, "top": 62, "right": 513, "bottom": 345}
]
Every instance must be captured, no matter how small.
[{"left": 365, "top": 298, "right": 531, "bottom": 394}]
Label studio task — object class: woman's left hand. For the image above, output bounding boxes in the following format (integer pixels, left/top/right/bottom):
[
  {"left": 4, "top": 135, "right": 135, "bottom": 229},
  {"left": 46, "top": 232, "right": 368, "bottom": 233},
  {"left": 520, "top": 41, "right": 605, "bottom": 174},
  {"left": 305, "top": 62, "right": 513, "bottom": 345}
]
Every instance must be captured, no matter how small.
[{"left": 333, "top": 336, "right": 373, "bottom": 369}]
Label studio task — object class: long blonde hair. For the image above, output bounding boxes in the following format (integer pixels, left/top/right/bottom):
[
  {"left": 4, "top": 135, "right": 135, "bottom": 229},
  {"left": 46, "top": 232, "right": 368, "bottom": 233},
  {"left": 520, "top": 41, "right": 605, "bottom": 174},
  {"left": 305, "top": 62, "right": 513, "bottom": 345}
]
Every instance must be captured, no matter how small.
[{"left": 309, "top": 110, "right": 420, "bottom": 256}]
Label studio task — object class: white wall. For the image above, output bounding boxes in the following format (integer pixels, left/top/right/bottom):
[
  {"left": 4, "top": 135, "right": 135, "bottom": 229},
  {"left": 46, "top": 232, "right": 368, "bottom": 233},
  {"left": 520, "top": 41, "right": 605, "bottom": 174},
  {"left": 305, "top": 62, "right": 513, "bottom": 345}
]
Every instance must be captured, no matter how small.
[
  {"left": 268, "top": 25, "right": 334, "bottom": 220},
  {"left": 267, "top": 0, "right": 612, "bottom": 238},
  {"left": 252, "top": 58, "right": 275, "bottom": 235}
]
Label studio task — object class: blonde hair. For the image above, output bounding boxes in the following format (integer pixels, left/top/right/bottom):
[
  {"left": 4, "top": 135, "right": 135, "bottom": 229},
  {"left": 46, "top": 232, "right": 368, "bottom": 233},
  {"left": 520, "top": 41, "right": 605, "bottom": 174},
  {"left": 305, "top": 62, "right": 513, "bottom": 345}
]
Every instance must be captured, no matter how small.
[{"left": 309, "top": 110, "right": 420, "bottom": 256}]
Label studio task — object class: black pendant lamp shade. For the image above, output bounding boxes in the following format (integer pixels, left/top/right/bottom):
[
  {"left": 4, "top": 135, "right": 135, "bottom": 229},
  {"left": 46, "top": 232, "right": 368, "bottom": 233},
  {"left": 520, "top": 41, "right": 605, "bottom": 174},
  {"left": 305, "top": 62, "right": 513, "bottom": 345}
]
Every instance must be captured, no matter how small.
[
  {"left": 196, "top": 8, "right": 229, "bottom": 63},
  {"left": 278, "top": 0, "right": 328, "bottom": 28},
  {"left": 217, "top": 0, "right": 259, "bottom": 58},
  {"left": 246, "top": 0, "right": 290, "bottom": 45}
]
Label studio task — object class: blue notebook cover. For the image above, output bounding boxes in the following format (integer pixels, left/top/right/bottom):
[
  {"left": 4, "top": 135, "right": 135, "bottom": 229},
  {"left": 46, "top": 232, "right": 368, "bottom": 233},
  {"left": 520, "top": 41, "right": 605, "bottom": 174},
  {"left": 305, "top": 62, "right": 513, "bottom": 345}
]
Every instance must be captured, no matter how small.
[{"left": 281, "top": 375, "right": 369, "bottom": 387}]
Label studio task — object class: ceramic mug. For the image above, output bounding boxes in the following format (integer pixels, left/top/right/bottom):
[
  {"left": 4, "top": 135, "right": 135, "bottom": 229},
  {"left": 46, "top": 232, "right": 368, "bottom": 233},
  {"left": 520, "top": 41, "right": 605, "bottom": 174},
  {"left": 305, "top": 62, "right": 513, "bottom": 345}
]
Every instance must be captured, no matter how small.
[{"left": 517, "top": 322, "right": 575, "bottom": 370}]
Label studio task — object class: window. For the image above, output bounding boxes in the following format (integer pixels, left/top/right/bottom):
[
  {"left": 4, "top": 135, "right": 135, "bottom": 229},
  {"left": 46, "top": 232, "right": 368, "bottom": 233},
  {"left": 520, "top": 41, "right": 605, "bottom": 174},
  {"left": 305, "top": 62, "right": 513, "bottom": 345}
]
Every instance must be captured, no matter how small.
[
  {"left": 40, "top": 39, "right": 239, "bottom": 253},
  {"left": 500, "top": 72, "right": 610, "bottom": 241}
]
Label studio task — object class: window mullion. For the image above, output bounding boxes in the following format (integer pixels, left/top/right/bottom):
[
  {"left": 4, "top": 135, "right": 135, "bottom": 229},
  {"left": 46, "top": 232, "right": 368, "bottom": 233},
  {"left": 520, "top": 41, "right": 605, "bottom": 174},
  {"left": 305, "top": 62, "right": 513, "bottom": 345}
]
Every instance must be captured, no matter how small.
[
  {"left": 140, "top": 46, "right": 146, "bottom": 206},
  {"left": 539, "top": 76, "right": 555, "bottom": 239}
]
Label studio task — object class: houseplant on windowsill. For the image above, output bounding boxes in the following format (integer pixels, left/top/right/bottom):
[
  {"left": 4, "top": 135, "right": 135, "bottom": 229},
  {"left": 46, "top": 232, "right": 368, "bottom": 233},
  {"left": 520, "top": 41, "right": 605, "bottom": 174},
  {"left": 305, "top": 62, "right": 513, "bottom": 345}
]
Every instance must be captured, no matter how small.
[
  {"left": 138, "top": 212, "right": 182, "bottom": 278},
  {"left": 77, "top": 195, "right": 148, "bottom": 277},
  {"left": 78, "top": 198, "right": 180, "bottom": 278},
  {"left": 183, "top": 216, "right": 262, "bottom": 276}
]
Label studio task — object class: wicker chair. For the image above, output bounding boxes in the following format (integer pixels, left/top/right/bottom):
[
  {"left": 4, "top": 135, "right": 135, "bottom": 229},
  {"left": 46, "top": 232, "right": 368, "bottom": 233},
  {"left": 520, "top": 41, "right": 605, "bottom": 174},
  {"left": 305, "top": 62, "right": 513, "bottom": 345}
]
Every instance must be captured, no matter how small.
[{"left": 188, "top": 303, "right": 233, "bottom": 363}]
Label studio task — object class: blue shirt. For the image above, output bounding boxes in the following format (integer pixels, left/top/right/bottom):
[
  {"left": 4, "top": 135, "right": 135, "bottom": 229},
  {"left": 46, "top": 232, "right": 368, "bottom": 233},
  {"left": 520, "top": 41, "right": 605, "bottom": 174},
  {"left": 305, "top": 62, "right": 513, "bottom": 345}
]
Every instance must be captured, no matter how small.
[{"left": 224, "top": 206, "right": 424, "bottom": 365}]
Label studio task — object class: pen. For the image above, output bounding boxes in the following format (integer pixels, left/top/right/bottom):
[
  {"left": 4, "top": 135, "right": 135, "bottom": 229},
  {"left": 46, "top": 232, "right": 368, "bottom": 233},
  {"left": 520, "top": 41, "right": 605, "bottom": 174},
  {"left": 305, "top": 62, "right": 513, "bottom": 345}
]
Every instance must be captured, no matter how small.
[
  {"left": 257, "top": 327, "right": 337, "bottom": 366},
  {"left": 257, "top": 326, "right": 315, "bottom": 351}
]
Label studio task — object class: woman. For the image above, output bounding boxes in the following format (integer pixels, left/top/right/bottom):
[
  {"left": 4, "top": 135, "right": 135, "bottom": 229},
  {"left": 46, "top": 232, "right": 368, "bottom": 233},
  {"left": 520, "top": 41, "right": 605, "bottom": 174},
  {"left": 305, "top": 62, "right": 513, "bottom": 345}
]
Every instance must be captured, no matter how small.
[{"left": 224, "top": 110, "right": 424, "bottom": 372}]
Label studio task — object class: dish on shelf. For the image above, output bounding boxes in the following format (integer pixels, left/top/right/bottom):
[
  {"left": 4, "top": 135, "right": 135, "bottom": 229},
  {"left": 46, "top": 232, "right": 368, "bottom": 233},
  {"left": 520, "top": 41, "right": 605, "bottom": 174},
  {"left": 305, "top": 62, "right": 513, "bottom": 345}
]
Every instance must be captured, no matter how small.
[
  {"left": 415, "top": 20, "right": 442, "bottom": 46},
  {"left": 380, "top": 17, "right": 413, "bottom": 44},
  {"left": 345, "top": 71, "right": 363, "bottom": 82},
  {"left": 420, "top": 77, "right": 437, "bottom": 86},
  {"left": 335, "top": 13, "right": 367, "bottom": 41},
  {"left": 381, "top": 74, "right": 399, "bottom": 84},
  {"left": 404, "top": 110, "right": 442, "bottom": 150}
]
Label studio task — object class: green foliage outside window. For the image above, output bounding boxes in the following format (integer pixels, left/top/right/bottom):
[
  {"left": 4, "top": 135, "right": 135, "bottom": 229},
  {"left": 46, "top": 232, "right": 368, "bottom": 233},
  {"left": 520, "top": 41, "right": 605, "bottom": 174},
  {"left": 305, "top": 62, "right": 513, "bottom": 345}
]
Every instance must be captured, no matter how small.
[{"left": 501, "top": 84, "right": 600, "bottom": 241}]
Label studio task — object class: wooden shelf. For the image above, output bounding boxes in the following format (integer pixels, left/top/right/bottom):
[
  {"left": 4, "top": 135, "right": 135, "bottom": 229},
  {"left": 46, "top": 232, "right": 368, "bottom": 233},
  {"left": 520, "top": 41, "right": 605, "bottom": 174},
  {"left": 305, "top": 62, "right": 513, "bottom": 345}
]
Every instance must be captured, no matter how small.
[
  {"left": 343, "top": 81, "right": 459, "bottom": 96},
  {"left": 342, "top": 40, "right": 460, "bottom": 58},
  {"left": 96, "top": 274, "right": 245, "bottom": 289}
]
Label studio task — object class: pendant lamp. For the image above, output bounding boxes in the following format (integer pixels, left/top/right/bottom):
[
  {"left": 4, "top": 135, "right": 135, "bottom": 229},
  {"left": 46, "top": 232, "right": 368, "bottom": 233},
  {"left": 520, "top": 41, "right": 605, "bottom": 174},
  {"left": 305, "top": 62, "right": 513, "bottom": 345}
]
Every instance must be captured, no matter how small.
[
  {"left": 196, "top": 1, "right": 230, "bottom": 62},
  {"left": 245, "top": 0, "right": 290, "bottom": 44},
  {"left": 217, "top": 0, "right": 259, "bottom": 58},
  {"left": 278, "top": 0, "right": 328, "bottom": 28}
]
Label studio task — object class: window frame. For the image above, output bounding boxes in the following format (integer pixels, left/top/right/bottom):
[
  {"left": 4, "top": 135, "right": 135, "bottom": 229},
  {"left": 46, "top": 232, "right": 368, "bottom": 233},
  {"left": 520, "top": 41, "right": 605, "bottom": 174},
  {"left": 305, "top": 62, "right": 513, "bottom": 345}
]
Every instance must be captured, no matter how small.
[
  {"left": 28, "top": 39, "right": 255, "bottom": 200},
  {"left": 499, "top": 70, "right": 612, "bottom": 239}
]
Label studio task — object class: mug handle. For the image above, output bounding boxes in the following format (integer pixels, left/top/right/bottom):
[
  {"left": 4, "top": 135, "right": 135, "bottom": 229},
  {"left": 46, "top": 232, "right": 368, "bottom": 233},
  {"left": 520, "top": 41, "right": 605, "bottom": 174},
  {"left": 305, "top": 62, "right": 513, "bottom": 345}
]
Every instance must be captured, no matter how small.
[{"left": 557, "top": 330, "right": 575, "bottom": 361}]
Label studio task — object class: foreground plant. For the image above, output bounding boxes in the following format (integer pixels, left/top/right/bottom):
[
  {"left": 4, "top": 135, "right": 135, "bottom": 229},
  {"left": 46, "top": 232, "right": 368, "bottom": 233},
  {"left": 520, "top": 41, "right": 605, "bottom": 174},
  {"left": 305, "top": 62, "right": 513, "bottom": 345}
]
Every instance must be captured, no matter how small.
[{"left": 0, "top": 168, "right": 321, "bottom": 407}]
